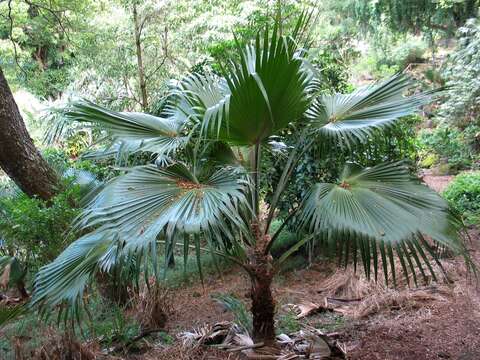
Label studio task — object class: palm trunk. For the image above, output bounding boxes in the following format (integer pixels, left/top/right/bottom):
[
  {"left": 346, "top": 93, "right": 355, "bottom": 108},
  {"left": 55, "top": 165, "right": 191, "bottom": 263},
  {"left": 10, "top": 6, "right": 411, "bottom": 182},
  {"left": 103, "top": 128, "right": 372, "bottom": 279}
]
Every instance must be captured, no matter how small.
[{"left": 249, "top": 252, "right": 276, "bottom": 344}]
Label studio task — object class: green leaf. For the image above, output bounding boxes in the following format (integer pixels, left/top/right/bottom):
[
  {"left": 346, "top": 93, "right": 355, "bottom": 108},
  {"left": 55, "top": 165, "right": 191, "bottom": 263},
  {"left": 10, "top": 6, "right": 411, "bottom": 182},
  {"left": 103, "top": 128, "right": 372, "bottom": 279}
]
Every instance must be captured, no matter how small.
[
  {"left": 307, "top": 73, "right": 438, "bottom": 147},
  {"left": 75, "top": 163, "right": 251, "bottom": 248},
  {"left": 65, "top": 100, "right": 188, "bottom": 156},
  {"left": 298, "top": 161, "right": 466, "bottom": 283},
  {"left": 179, "top": 28, "right": 313, "bottom": 145},
  {"left": 31, "top": 233, "right": 114, "bottom": 314},
  {"left": 0, "top": 305, "right": 26, "bottom": 328}
]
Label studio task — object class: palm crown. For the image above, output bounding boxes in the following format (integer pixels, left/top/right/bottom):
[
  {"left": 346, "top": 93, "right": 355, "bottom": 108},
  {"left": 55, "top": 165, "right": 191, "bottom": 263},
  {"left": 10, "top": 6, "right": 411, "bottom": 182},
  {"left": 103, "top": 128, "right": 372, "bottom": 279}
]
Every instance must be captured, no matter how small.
[{"left": 32, "top": 16, "right": 467, "bottom": 343}]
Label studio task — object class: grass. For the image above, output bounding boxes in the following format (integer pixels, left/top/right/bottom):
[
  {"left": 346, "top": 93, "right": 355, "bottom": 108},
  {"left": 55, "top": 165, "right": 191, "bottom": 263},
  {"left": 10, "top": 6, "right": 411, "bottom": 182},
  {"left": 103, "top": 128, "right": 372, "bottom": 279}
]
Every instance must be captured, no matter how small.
[
  {"left": 277, "top": 310, "right": 301, "bottom": 334},
  {"left": 310, "top": 312, "right": 346, "bottom": 333}
]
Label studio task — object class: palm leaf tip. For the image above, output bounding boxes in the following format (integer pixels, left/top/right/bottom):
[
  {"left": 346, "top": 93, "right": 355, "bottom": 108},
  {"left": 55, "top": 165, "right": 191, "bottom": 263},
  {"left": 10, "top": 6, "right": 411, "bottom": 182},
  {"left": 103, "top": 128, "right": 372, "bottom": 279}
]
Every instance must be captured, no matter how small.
[{"left": 180, "top": 26, "right": 314, "bottom": 145}]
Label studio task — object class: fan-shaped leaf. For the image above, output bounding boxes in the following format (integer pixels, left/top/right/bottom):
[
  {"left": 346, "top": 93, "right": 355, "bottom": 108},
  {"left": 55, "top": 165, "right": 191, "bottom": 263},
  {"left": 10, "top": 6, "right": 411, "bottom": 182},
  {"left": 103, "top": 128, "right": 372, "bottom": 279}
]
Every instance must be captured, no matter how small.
[
  {"left": 75, "top": 163, "right": 251, "bottom": 253},
  {"left": 307, "top": 74, "right": 437, "bottom": 147},
  {"left": 298, "top": 162, "right": 465, "bottom": 285},
  {"left": 180, "top": 30, "right": 313, "bottom": 145},
  {"left": 65, "top": 100, "right": 188, "bottom": 156}
]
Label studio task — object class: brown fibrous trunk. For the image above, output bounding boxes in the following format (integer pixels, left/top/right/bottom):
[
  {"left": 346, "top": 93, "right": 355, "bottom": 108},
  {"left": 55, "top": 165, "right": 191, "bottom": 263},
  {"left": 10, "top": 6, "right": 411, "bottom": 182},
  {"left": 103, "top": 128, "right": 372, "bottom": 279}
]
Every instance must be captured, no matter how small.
[{"left": 249, "top": 250, "right": 276, "bottom": 345}]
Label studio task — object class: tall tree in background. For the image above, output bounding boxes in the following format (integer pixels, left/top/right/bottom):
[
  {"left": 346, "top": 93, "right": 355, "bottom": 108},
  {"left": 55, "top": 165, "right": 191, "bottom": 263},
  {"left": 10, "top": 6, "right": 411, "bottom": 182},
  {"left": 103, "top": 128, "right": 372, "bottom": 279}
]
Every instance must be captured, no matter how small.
[
  {"left": 133, "top": 3, "right": 148, "bottom": 110},
  {"left": 0, "top": 67, "right": 59, "bottom": 200}
]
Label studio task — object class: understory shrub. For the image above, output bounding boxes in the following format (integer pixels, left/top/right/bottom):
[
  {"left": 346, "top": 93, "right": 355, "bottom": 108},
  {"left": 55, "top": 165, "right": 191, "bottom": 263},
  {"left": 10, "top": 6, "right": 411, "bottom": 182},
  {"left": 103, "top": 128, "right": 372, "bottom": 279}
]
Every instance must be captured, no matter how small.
[
  {"left": 0, "top": 180, "right": 82, "bottom": 268},
  {"left": 390, "top": 37, "right": 427, "bottom": 69},
  {"left": 443, "top": 172, "right": 480, "bottom": 225},
  {"left": 417, "top": 126, "right": 478, "bottom": 172}
]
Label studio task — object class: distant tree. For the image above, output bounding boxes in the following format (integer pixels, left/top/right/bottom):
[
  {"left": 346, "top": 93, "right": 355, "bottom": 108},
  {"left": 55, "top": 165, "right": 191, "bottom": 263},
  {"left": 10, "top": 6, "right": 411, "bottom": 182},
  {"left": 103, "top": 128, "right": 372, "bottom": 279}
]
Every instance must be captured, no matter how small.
[
  {"left": 0, "top": 67, "right": 59, "bottom": 200},
  {"left": 0, "top": 0, "right": 94, "bottom": 97}
]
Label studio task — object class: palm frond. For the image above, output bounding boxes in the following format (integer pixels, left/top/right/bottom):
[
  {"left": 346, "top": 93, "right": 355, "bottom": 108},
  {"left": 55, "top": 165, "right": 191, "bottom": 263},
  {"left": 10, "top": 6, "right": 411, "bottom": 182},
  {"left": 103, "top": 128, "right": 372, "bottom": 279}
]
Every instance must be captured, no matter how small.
[
  {"left": 65, "top": 100, "right": 188, "bottom": 156},
  {"left": 31, "top": 163, "right": 252, "bottom": 319},
  {"left": 297, "top": 161, "right": 466, "bottom": 285},
  {"left": 31, "top": 232, "right": 115, "bottom": 318},
  {"left": 179, "top": 28, "right": 313, "bottom": 145},
  {"left": 307, "top": 73, "right": 437, "bottom": 147},
  {"left": 75, "top": 163, "right": 250, "bottom": 243}
]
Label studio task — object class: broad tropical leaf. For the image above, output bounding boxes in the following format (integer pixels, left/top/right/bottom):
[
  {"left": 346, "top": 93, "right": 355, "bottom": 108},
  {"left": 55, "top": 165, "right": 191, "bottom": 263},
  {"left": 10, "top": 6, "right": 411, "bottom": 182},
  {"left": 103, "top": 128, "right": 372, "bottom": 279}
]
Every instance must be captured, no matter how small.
[
  {"left": 180, "top": 28, "right": 313, "bottom": 145},
  {"left": 298, "top": 162, "right": 465, "bottom": 285},
  {"left": 65, "top": 100, "right": 188, "bottom": 156},
  {"left": 75, "top": 163, "right": 250, "bottom": 245},
  {"left": 307, "top": 73, "right": 437, "bottom": 147},
  {"left": 31, "top": 232, "right": 126, "bottom": 320},
  {"left": 31, "top": 163, "right": 252, "bottom": 317}
]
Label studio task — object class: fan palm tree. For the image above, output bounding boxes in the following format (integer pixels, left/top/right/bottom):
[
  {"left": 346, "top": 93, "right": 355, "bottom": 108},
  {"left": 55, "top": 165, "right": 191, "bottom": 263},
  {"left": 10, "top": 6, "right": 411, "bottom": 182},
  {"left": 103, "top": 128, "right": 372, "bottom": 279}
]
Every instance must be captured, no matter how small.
[{"left": 31, "top": 16, "right": 468, "bottom": 344}]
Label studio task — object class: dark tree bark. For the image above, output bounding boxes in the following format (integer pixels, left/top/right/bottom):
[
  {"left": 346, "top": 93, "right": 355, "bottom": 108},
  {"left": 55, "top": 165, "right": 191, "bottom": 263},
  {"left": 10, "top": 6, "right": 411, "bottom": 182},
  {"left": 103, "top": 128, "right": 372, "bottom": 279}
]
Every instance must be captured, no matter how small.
[
  {"left": 249, "top": 251, "right": 276, "bottom": 345},
  {"left": 0, "top": 67, "right": 60, "bottom": 200}
]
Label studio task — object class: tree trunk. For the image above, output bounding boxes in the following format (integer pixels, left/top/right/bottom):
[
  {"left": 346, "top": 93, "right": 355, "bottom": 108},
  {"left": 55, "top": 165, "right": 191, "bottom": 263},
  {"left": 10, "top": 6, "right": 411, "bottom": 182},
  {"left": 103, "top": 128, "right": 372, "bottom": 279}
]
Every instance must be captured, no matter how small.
[
  {"left": 249, "top": 252, "right": 276, "bottom": 344},
  {"left": 133, "top": 4, "right": 148, "bottom": 110},
  {"left": 0, "top": 67, "right": 60, "bottom": 200}
]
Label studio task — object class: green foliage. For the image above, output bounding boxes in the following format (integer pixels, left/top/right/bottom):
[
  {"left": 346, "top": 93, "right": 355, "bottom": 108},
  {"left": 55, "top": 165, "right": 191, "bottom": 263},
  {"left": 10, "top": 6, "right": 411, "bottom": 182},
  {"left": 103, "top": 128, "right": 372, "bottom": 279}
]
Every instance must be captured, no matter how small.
[
  {"left": 0, "top": 0, "right": 95, "bottom": 97},
  {"left": 417, "top": 126, "right": 477, "bottom": 171},
  {"left": 390, "top": 38, "right": 428, "bottom": 68},
  {"left": 443, "top": 171, "right": 480, "bottom": 225},
  {"left": 420, "top": 153, "right": 439, "bottom": 168},
  {"left": 276, "top": 310, "right": 301, "bottom": 334},
  {"left": 212, "top": 293, "right": 252, "bottom": 335},
  {"left": 343, "top": 0, "right": 477, "bottom": 35},
  {"left": 268, "top": 220, "right": 298, "bottom": 259},
  {"left": 0, "top": 179, "right": 82, "bottom": 268},
  {"left": 266, "top": 115, "right": 421, "bottom": 219},
  {"left": 439, "top": 19, "right": 480, "bottom": 128},
  {"left": 30, "top": 15, "right": 467, "bottom": 331},
  {"left": 90, "top": 302, "right": 140, "bottom": 347}
]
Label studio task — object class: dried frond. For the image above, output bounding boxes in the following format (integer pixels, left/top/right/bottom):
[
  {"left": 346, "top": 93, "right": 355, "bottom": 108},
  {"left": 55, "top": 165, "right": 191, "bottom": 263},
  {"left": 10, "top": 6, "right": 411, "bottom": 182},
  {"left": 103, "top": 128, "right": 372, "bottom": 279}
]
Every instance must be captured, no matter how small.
[
  {"left": 350, "top": 287, "right": 448, "bottom": 319},
  {"left": 16, "top": 328, "right": 101, "bottom": 360},
  {"left": 133, "top": 283, "right": 173, "bottom": 332}
]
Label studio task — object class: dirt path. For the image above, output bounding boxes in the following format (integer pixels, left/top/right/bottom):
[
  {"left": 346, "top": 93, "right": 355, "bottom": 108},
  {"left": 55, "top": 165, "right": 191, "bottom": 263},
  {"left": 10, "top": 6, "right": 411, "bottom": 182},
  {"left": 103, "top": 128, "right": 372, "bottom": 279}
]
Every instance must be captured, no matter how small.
[{"left": 421, "top": 170, "right": 454, "bottom": 193}]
